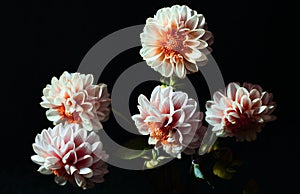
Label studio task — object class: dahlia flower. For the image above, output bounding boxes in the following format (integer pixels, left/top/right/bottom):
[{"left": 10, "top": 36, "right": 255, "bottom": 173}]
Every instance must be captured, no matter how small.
[
  {"left": 40, "top": 71, "right": 111, "bottom": 132},
  {"left": 140, "top": 5, "right": 214, "bottom": 79},
  {"left": 131, "top": 85, "right": 204, "bottom": 158},
  {"left": 205, "top": 82, "right": 277, "bottom": 141},
  {"left": 31, "top": 123, "right": 109, "bottom": 189}
]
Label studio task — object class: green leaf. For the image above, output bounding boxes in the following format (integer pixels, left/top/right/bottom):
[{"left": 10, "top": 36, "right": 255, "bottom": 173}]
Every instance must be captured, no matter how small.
[
  {"left": 115, "top": 137, "right": 150, "bottom": 160},
  {"left": 213, "top": 159, "right": 243, "bottom": 180},
  {"left": 226, "top": 160, "right": 243, "bottom": 173},
  {"left": 116, "top": 147, "right": 148, "bottom": 160},
  {"left": 111, "top": 108, "right": 136, "bottom": 129},
  {"left": 213, "top": 160, "right": 234, "bottom": 180}
]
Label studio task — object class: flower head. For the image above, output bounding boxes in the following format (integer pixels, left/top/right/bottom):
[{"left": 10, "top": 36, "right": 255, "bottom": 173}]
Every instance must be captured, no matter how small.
[
  {"left": 31, "top": 123, "right": 109, "bottom": 189},
  {"left": 40, "top": 71, "right": 111, "bottom": 132},
  {"left": 140, "top": 5, "right": 214, "bottom": 79},
  {"left": 205, "top": 82, "right": 277, "bottom": 141},
  {"left": 132, "top": 85, "right": 205, "bottom": 158}
]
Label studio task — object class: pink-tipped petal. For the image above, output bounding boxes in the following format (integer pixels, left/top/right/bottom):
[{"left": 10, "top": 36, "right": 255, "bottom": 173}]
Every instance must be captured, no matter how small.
[
  {"left": 205, "top": 82, "right": 277, "bottom": 141},
  {"left": 140, "top": 5, "right": 214, "bottom": 79},
  {"left": 31, "top": 123, "right": 109, "bottom": 189}
]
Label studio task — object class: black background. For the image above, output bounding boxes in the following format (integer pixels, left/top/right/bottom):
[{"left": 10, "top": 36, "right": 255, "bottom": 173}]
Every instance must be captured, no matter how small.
[{"left": 2, "top": 0, "right": 296, "bottom": 194}]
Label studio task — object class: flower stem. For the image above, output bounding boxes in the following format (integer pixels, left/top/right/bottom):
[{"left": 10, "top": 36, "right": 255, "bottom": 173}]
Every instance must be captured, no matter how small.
[{"left": 111, "top": 107, "right": 136, "bottom": 129}]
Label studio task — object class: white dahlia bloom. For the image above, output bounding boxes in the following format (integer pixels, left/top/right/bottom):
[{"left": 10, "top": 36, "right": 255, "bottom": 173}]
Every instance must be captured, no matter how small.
[
  {"left": 140, "top": 5, "right": 214, "bottom": 79},
  {"left": 31, "top": 123, "right": 109, "bottom": 189},
  {"left": 205, "top": 82, "right": 277, "bottom": 141},
  {"left": 40, "top": 71, "right": 111, "bottom": 132},
  {"left": 132, "top": 85, "right": 205, "bottom": 158}
]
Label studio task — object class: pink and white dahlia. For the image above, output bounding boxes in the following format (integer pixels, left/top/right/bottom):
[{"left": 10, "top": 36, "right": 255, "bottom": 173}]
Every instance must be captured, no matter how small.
[
  {"left": 140, "top": 5, "right": 214, "bottom": 79},
  {"left": 205, "top": 82, "right": 277, "bottom": 141},
  {"left": 131, "top": 85, "right": 204, "bottom": 158},
  {"left": 31, "top": 123, "right": 109, "bottom": 189},
  {"left": 40, "top": 71, "right": 111, "bottom": 132}
]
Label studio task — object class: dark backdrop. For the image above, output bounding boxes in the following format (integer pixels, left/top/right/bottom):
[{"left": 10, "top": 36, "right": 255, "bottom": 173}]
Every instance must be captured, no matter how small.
[{"left": 2, "top": 0, "right": 296, "bottom": 194}]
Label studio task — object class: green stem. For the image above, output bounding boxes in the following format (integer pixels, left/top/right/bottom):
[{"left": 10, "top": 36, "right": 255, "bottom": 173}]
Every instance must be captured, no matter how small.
[{"left": 111, "top": 107, "right": 136, "bottom": 129}]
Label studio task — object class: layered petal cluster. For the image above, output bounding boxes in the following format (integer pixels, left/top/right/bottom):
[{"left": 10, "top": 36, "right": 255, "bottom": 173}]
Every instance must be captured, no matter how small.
[
  {"left": 140, "top": 5, "right": 214, "bottom": 79},
  {"left": 132, "top": 85, "right": 204, "bottom": 158},
  {"left": 31, "top": 124, "right": 109, "bottom": 189},
  {"left": 40, "top": 71, "right": 111, "bottom": 132},
  {"left": 205, "top": 82, "right": 276, "bottom": 141}
]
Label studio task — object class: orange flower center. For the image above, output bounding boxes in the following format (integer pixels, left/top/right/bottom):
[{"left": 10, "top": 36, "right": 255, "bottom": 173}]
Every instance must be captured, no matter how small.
[
  {"left": 56, "top": 104, "right": 80, "bottom": 123},
  {"left": 161, "top": 31, "right": 186, "bottom": 62},
  {"left": 165, "top": 34, "right": 184, "bottom": 52},
  {"left": 148, "top": 122, "right": 175, "bottom": 144}
]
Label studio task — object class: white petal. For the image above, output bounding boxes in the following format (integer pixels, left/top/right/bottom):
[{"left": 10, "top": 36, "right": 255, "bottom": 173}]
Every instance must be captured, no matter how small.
[
  {"left": 159, "top": 97, "right": 171, "bottom": 114},
  {"left": 140, "top": 33, "right": 159, "bottom": 46},
  {"left": 172, "top": 92, "right": 188, "bottom": 110},
  {"left": 172, "top": 109, "right": 185, "bottom": 126},
  {"left": 79, "top": 167, "right": 93, "bottom": 176},
  {"left": 46, "top": 109, "right": 61, "bottom": 122},
  {"left": 161, "top": 63, "right": 174, "bottom": 78},
  {"left": 241, "top": 95, "right": 251, "bottom": 111},
  {"left": 32, "top": 144, "right": 48, "bottom": 158},
  {"left": 38, "top": 166, "right": 52, "bottom": 175},
  {"left": 183, "top": 105, "right": 197, "bottom": 121},
  {"left": 180, "top": 5, "right": 191, "bottom": 21},
  {"left": 31, "top": 155, "right": 45, "bottom": 165},
  {"left": 143, "top": 24, "right": 162, "bottom": 39},
  {"left": 175, "top": 60, "right": 186, "bottom": 79},
  {"left": 54, "top": 176, "right": 68, "bottom": 186},
  {"left": 249, "top": 89, "right": 260, "bottom": 100},
  {"left": 62, "top": 150, "right": 77, "bottom": 165},
  {"left": 252, "top": 98, "right": 262, "bottom": 109},
  {"left": 197, "top": 40, "right": 208, "bottom": 49},
  {"left": 185, "top": 14, "right": 199, "bottom": 29},
  {"left": 148, "top": 137, "right": 157, "bottom": 145},
  {"left": 205, "top": 115, "right": 222, "bottom": 125},
  {"left": 184, "top": 60, "right": 198, "bottom": 73},
  {"left": 144, "top": 115, "right": 161, "bottom": 123},
  {"left": 150, "top": 86, "right": 161, "bottom": 104},
  {"left": 196, "top": 51, "right": 208, "bottom": 63},
  {"left": 226, "top": 82, "right": 240, "bottom": 100},
  {"left": 185, "top": 40, "right": 201, "bottom": 48},
  {"left": 213, "top": 91, "right": 227, "bottom": 104},
  {"left": 140, "top": 46, "right": 160, "bottom": 59},
  {"left": 188, "top": 29, "right": 205, "bottom": 39},
  {"left": 196, "top": 14, "right": 205, "bottom": 28},
  {"left": 74, "top": 173, "right": 86, "bottom": 188},
  {"left": 235, "top": 87, "right": 249, "bottom": 103},
  {"left": 254, "top": 106, "right": 268, "bottom": 115},
  {"left": 201, "top": 31, "right": 213, "bottom": 41},
  {"left": 261, "top": 92, "right": 273, "bottom": 105},
  {"left": 184, "top": 48, "right": 202, "bottom": 60},
  {"left": 77, "top": 155, "right": 93, "bottom": 169}
]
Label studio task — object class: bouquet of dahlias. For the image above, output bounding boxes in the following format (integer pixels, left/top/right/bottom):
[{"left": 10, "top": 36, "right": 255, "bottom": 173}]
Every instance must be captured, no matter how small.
[{"left": 31, "top": 4, "right": 277, "bottom": 193}]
